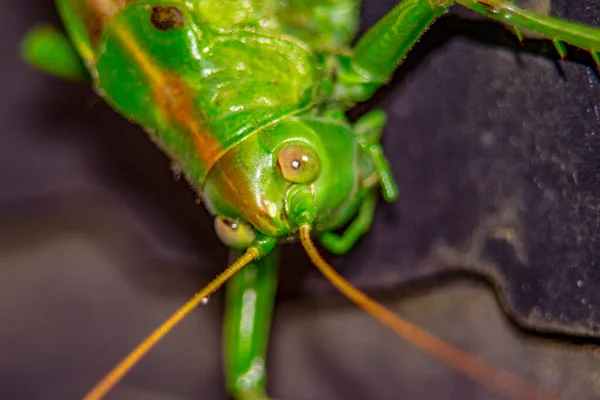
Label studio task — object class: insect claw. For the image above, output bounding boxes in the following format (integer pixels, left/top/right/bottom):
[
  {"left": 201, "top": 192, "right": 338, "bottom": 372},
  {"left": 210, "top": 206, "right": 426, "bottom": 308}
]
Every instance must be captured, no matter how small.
[
  {"left": 513, "top": 26, "right": 524, "bottom": 46},
  {"left": 553, "top": 39, "right": 567, "bottom": 59}
]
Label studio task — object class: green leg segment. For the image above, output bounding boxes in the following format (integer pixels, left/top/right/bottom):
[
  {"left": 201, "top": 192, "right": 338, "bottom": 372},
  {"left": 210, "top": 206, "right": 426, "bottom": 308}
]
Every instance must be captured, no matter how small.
[
  {"left": 354, "top": 109, "right": 398, "bottom": 202},
  {"left": 455, "top": 0, "right": 600, "bottom": 60},
  {"left": 335, "top": 0, "right": 449, "bottom": 103},
  {"left": 320, "top": 190, "right": 378, "bottom": 255},
  {"left": 318, "top": 110, "right": 396, "bottom": 254},
  {"left": 336, "top": 0, "right": 600, "bottom": 104},
  {"left": 223, "top": 247, "right": 279, "bottom": 400},
  {"left": 21, "top": 25, "right": 88, "bottom": 81}
]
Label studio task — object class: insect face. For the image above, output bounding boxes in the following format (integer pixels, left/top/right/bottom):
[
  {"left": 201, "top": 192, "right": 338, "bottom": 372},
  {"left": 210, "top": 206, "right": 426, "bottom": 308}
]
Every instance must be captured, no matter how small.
[{"left": 203, "top": 116, "right": 368, "bottom": 246}]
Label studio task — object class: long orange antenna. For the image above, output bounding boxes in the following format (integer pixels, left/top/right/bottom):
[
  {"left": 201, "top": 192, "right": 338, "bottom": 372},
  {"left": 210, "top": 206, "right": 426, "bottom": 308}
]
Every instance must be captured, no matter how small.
[
  {"left": 83, "top": 247, "right": 260, "bottom": 400},
  {"left": 298, "top": 224, "right": 564, "bottom": 400}
]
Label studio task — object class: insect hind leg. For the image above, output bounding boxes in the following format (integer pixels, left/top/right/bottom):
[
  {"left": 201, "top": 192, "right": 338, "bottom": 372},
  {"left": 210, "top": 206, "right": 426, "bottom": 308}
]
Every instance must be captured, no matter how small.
[{"left": 456, "top": 0, "right": 600, "bottom": 62}]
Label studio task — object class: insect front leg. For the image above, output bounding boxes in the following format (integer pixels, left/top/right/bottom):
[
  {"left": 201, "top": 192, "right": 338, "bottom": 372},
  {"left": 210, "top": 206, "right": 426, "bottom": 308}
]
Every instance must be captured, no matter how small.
[
  {"left": 353, "top": 109, "right": 398, "bottom": 203},
  {"left": 319, "top": 108, "right": 398, "bottom": 255},
  {"left": 223, "top": 247, "right": 279, "bottom": 400},
  {"left": 319, "top": 191, "right": 378, "bottom": 255}
]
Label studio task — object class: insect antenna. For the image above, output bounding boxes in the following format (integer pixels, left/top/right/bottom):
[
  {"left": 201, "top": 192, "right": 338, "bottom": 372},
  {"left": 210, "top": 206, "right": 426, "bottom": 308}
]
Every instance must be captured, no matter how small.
[
  {"left": 82, "top": 247, "right": 260, "bottom": 400},
  {"left": 298, "top": 224, "right": 564, "bottom": 400}
]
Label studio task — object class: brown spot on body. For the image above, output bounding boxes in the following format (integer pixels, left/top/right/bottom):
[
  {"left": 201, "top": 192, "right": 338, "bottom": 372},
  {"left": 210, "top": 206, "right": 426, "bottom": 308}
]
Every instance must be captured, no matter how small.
[{"left": 151, "top": 6, "right": 185, "bottom": 30}]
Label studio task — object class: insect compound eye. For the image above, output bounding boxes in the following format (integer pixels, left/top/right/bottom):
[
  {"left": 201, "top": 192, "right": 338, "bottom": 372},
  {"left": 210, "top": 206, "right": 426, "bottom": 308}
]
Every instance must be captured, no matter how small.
[
  {"left": 276, "top": 144, "right": 321, "bottom": 184},
  {"left": 150, "top": 6, "right": 185, "bottom": 31},
  {"left": 214, "top": 217, "right": 256, "bottom": 250}
]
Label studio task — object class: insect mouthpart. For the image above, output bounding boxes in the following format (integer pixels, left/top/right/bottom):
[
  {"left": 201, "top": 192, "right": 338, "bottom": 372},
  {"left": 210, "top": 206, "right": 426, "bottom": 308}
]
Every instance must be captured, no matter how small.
[
  {"left": 214, "top": 216, "right": 256, "bottom": 249},
  {"left": 284, "top": 184, "right": 317, "bottom": 231}
]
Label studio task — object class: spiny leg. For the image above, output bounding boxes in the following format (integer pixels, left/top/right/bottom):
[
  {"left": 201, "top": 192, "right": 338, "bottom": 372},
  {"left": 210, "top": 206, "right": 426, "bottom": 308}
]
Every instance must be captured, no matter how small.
[
  {"left": 223, "top": 248, "right": 279, "bottom": 400},
  {"left": 320, "top": 191, "right": 378, "bottom": 255},
  {"left": 334, "top": 0, "right": 600, "bottom": 106},
  {"left": 456, "top": 0, "right": 600, "bottom": 60},
  {"left": 21, "top": 25, "right": 88, "bottom": 81}
]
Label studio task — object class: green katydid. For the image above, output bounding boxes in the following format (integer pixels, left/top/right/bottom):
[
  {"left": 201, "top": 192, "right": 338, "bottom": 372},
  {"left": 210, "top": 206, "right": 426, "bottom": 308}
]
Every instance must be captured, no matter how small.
[{"left": 20, "top": 0, "right": 600, "bottom": 399}]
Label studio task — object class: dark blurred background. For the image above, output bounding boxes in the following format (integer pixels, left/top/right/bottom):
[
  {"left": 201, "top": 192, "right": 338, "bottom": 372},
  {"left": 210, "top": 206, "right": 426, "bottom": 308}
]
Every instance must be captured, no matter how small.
[{"left": 2, "top": 0, "right": 600, "bottom": 399}]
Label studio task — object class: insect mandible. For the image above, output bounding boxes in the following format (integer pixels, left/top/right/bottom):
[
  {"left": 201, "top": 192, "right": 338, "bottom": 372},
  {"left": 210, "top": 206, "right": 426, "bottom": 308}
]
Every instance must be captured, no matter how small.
[{"left": 19, "top": 0, "right": 600, "bottom": 399}]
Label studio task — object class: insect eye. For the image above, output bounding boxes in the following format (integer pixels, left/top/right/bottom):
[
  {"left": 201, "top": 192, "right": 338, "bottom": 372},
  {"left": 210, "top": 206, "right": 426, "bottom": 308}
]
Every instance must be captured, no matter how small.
[
  {"left": 214, "top": 217, "right": 256, "bottom": 249},
  {"left": 276, "top": 144, "right": 321, "bottom": 184}
]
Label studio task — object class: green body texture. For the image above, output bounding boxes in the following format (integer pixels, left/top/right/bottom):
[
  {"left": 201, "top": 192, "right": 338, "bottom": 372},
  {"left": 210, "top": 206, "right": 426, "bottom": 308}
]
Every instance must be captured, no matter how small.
[
  {"left": 21, "top": 1, "right": 600, "bottom": 399},
  {"left": 223, "top": 248, "right": 279, "bottom": 400}
]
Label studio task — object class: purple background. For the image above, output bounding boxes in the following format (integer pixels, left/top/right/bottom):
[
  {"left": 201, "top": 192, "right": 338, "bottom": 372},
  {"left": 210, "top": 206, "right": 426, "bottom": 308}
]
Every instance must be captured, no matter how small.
[{"left": 2, "top": 0, "right": 600, "bottom": 399}]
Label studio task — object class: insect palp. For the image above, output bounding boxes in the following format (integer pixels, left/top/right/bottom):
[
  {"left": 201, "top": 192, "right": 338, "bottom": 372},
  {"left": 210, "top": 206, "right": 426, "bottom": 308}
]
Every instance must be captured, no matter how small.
[{"left": 215, "top": 217, "right": 256, "bottom": 249}]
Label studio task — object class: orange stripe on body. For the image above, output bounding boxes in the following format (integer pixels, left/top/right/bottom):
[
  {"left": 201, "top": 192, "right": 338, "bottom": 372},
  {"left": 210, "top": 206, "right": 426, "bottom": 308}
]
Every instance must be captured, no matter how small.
[
  {"left": 86, "top": 0, "right": 223, "bottom": 172},
  {"left": 85, "top": 0, "right": 271, "bottom": 230},
  {"left": 82, "top": 0, "right": 127, "bottom": 47},
  {"left": 211, "top": 157, "right": 277, "bottom": 233},
  {"left": 89, "top": 0, "right": 127, "bottom": 18}
]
